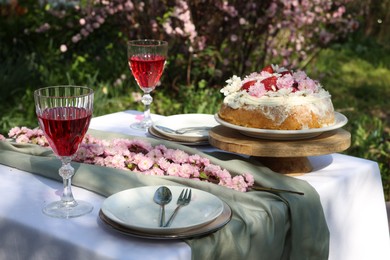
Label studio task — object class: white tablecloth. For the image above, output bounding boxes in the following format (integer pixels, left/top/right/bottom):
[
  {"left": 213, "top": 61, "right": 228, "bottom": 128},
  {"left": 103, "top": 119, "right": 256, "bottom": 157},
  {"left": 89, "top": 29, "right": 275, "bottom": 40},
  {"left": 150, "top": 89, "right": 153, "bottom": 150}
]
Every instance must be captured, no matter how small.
[
  {"left": 0, "top": 110, "right": 389, "bottom": 260},
  {"left": 0, "top": 167, "right": 190, "bottom": 260}
]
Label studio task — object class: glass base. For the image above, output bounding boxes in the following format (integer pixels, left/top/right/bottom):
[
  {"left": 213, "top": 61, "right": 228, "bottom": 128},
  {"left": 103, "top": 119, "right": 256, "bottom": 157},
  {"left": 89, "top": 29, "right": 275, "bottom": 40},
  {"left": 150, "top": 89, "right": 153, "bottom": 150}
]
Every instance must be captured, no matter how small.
[
  {"left": 130, "top": 120, "right": 152, "bottom": 130},
  {"left": 43, "top": 200, "right": 93, "bottom": 219}
]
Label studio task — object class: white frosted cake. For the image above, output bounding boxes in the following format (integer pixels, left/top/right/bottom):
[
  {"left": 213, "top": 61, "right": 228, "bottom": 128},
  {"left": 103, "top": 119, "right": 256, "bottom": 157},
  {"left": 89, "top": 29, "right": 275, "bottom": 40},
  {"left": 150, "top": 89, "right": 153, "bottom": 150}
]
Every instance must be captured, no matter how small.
[{"left": 218, "top": 65, "right": 335, "bottom": 130}]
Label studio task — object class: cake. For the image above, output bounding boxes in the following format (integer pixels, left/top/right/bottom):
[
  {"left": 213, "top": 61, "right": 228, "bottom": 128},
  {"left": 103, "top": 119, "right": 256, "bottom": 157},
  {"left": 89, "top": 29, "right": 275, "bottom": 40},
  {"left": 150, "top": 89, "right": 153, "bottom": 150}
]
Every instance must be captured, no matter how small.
[{"left": 218, "top": 65, "right": 335, "bottom": 130}]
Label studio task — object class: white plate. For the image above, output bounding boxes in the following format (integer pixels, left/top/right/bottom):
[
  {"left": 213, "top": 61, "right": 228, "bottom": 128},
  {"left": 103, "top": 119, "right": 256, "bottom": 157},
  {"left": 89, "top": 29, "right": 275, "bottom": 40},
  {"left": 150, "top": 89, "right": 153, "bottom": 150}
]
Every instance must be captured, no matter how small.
[
  {"left": 101, "top": 186, "right": 224, "bottom": 235},
  {"left": 148, "top": 126, "right": 210, "bottom": 146},
  {"left": 99, "top": 201, "right": 232, "bottom": 239},
  {"left": 214, "top": 112, "right": 348, "bottom": 140},
  {"left": 152, "top": 114, "right": 219, "bottom": 142}
]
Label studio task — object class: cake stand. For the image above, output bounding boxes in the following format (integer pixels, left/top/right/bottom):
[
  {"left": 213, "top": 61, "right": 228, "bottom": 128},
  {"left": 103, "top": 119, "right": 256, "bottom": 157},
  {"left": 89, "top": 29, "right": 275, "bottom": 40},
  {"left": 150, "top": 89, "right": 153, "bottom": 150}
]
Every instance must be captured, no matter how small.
[{"left": 208, "top": 125, "right": 351, "bottom": 175}]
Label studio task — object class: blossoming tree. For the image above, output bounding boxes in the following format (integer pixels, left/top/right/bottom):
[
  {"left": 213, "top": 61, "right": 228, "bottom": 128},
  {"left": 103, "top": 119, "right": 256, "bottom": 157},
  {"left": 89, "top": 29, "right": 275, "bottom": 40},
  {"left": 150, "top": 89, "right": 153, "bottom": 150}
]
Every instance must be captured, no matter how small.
[{"left": 21, "top": 0, "right": 361, "bottom": 85}]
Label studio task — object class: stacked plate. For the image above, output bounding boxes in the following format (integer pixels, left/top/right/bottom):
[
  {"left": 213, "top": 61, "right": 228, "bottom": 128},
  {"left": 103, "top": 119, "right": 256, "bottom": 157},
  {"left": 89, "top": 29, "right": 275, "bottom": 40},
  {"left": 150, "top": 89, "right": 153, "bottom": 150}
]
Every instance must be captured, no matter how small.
[
  {"left": 99, "top": 186, "right": 232, "bottom": 239},
  {"left": 148, "top": 114, "right": 219, "bottom": 145}
]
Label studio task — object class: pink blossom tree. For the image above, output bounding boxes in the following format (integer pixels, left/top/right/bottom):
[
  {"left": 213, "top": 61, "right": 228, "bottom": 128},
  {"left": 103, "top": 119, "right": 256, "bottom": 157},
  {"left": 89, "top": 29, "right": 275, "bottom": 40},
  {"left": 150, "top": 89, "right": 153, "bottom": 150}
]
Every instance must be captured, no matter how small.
[{"left": 8, "top": 0, "right": 363, "bottom": 87}]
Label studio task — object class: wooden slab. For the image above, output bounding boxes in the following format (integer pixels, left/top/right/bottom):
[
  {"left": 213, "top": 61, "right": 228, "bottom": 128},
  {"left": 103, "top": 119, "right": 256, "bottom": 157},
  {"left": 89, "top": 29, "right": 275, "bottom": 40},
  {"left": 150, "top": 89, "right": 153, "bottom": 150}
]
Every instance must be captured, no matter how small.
[{"left": 209, "top": 125, "right": 351, "bottom": 175}]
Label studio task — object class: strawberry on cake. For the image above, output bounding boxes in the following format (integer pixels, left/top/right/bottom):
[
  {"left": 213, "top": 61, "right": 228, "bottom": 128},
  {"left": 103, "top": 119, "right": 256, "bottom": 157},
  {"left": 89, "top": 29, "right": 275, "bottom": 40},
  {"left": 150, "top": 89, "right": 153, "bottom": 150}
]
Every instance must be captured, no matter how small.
[{"left": 218, "top": 65, "right": 335, "bottom": 130}]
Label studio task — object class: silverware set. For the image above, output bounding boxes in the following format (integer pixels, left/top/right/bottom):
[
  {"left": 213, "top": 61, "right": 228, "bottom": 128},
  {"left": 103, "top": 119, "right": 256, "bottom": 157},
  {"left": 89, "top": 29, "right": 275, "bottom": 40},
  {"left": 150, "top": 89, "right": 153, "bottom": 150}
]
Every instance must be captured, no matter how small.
[
  {"left": 154, "top": 187, "right": 192, "bottom": 227},
  {"left": 153, "top": 185, "right": 303, "bottom": 228}
]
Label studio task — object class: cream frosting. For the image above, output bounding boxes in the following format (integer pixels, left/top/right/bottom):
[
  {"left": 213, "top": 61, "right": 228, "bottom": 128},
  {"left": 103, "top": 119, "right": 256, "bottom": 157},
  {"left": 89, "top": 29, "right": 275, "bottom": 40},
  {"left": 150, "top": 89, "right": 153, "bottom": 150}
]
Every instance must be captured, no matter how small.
[
  {"left": 221, "top": 66, "right": 332, "bottom": 110},
  {"left": 223, "top": 88, "right": 332, "bottom": 109},
  {"left": 220, "top": 66, "right": 334, "bottom": 128}
]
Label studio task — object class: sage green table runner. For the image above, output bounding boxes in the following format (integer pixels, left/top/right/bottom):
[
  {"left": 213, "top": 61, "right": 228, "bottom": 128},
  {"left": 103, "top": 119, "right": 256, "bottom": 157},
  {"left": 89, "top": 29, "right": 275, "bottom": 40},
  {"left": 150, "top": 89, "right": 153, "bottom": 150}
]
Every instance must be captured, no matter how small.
[{"left": 0, "top": 129, "right": 329, "bottom": 259}]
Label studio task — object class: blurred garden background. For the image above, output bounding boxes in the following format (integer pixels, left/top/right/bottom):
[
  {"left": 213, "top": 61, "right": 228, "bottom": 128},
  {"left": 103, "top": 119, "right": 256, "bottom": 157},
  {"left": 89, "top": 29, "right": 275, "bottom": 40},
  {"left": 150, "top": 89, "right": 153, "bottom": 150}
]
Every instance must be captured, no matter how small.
[{"left": 0, "top": 0, "right": 389, "bottom": 199}]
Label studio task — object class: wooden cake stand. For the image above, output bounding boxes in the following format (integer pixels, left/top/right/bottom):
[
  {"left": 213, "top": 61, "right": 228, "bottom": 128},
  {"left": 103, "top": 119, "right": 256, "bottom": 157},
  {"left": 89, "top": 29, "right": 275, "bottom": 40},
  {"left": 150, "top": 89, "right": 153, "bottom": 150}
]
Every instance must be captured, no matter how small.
[{"left": 208, "top": 125, "right": 351, "bottom": 175}]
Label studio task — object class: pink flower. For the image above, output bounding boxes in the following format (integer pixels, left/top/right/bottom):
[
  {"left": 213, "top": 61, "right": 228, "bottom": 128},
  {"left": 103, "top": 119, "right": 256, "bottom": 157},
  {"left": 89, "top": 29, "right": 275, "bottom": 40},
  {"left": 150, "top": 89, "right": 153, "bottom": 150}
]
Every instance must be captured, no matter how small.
[
  {"left": 34, "top": 136, "right": 48, "bottom": 146},
  {"left": 104, "top": 155, "right": 126, "bottom": 170},
  {"left": 204, "top": 164, "right": 222, "bottom": 173},
  {"left": 147, "top": 167, "right": 165, "bottom": 176},
  {"left": 137, "top": 156, "right": 154, "bottom": 171},
  {"left": 298, "top": 78, "right": 317, "bottom": 93},
  {"left": 74, "top": 146, "right": 90, "bottom": 162},
  {"left": 8, "top": 127, "right": 21, "bottom": 138},
  {"left": 5, "top": 126, "right": 254, "bottom": 192},
  {"left": 179, "top": 163, "right": 197, "bottom": 178},
  {"left": 94, "top": 157, "right": 105, "bottom": 166},
  {"left": 16, "top": 134, "right": 29, "bottom": 143},
  {"left": 243, "top": 173, "right": 255, "bottom": 186},
  {"left": 293, "top": 71, "right": 308, "bottom": 81},
  {"left": 231, "top": 176, "right": 249, "bottom": 192},
  {"left": 277, "top": 74, "right": 295, "bottom": 89},
  {"left": 248, "top": 83, "right": 267, "bottom": 97},
  {"left": 171, "top": 149, "right": 189, "bottom": 163},
  {"left": 146, "top": 148, "right": 164, "bottom": 161},
  {"left": 0, "top": 134, "right": 5, "bottom": 141},
  {"left": 157, "top": 157, "right": 171, "bottom": 171},
  {"left": 167, "top": 163, "right": 181, "bottom": 177}
]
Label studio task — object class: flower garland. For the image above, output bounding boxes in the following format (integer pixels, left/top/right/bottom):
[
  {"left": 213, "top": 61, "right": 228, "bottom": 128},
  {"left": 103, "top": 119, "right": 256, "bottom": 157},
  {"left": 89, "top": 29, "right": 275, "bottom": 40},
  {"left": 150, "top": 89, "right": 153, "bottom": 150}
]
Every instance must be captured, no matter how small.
[{"left": 1, "top": 127, "right": 254, "bottom": 192}]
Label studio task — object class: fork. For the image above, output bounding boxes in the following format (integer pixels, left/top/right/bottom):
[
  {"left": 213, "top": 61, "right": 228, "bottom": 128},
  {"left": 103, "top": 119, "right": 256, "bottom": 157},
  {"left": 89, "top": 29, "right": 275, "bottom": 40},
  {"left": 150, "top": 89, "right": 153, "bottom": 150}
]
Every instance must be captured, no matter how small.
[{"left": 164, "top": 188, "right": 192, "bottom": 227}]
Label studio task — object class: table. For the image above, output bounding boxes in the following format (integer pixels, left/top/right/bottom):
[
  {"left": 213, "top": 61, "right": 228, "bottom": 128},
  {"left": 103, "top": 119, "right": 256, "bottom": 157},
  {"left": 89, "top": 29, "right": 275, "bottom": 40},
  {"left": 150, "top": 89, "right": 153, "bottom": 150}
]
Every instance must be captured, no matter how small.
[{"left": 0, "top": 110, "right": 389, "bottom": 260}]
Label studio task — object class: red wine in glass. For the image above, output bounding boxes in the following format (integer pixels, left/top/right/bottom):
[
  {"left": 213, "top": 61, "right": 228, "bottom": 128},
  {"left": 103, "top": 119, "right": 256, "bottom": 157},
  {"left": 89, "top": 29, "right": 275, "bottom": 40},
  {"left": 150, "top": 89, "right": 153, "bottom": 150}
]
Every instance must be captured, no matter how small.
[
  {"left": 129, "top": 54, "right": 166, "bottom": 92},
  {"left": 127, "top": 40, "right": 168, "bottom": 130},
  {"left": 37, "top": 107, "right": 92, "bottom": 157},
  {"left": 34, "top": 85, "right": 94, "bottom": 218}
]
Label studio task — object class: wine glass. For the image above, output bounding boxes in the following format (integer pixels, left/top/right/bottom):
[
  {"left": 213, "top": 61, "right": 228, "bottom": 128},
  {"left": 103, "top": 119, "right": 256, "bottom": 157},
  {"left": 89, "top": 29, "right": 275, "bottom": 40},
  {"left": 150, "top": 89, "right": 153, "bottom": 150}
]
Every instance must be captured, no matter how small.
[
  {"left": 34, "top": 86, "right": 94, "bottom": 218},
  {"left": 127, "top": 39, "right": 168, "bottom": 130}
]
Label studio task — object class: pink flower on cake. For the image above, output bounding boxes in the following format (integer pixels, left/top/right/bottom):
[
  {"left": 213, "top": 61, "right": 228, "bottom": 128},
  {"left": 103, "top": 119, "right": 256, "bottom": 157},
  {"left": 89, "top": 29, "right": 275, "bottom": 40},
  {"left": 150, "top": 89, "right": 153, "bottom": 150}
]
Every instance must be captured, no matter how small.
[
  {"left": 293, "top": 71, "right": 308, "bottom": 81},
  {"left": 298, "top": 78, "right": 318, "bottom": 93},
  {"left": 248, "top": 83, "right": 267, "bottom": 97},
  {"left": 259, "top": 71, "right": 273, "bottom": 78},
  {"left": 276, "top": 74, "right": 295, "bottom": 90}
]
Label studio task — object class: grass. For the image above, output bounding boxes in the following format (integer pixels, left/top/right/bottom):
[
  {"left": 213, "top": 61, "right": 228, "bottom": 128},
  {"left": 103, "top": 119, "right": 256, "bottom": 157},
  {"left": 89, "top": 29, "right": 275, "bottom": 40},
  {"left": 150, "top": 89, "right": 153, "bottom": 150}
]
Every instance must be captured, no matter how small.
[{"left": 306, "top": 37, "right": 390, "bottom": 199}]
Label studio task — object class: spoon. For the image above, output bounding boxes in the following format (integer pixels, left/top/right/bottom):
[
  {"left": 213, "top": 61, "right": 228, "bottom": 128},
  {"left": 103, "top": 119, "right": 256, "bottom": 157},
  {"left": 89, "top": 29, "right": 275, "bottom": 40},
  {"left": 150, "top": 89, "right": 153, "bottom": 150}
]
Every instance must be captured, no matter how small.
[{"left": 153, "top": 186, "right": 172, "bottom": 227}]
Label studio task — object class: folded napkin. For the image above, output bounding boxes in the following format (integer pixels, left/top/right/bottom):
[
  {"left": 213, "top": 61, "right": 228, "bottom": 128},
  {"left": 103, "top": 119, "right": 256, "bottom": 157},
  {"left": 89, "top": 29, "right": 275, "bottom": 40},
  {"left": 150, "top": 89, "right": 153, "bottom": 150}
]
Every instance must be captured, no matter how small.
[{"left": 0, "top": 129, "right": 329, "bottom": 260}]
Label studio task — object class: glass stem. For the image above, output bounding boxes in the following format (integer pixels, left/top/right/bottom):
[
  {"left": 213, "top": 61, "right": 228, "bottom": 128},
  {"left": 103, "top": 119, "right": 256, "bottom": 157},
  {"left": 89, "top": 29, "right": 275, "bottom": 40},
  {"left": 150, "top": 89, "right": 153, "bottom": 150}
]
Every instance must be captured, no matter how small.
[
  {"left": 59, "top": 156, "right": 77, "bottom": 207},
  {"left": 141, "top": 92, "right": 153, "bottom": 127}
]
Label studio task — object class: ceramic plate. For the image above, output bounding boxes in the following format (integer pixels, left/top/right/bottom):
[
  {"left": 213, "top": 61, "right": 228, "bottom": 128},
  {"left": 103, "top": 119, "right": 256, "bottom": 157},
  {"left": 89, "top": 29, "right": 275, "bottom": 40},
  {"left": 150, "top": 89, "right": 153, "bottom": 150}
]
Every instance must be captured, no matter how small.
[
  {"left": 214, "top": 112, "right": 348, "bottom": 140},
  {"left": 152, "top": 114, "right": 219, "bottom": 142},
  {"left": 148, "top": 126, "right": 209, "bottom": 146},
  {"left": 101, "top": 186, "right": 224, "bottom": 235},
  {"left": 99, "top": 201, "right": 232, "bottom": 239}
]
